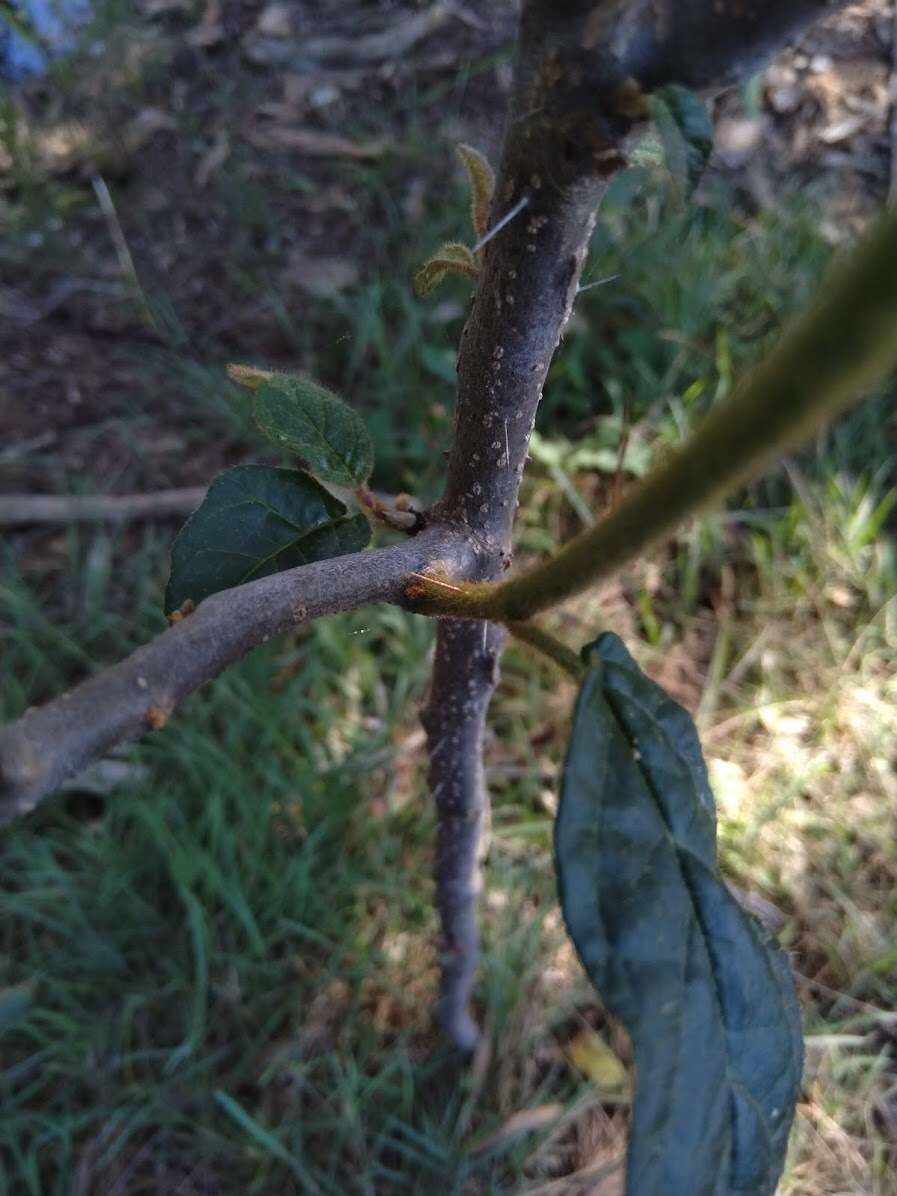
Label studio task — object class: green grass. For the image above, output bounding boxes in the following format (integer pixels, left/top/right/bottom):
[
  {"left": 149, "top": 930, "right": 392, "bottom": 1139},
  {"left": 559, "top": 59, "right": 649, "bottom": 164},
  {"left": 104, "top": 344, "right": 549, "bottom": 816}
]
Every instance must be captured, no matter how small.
[
  {"left": 3, "top": 8, "right": 897, "bottom": 1192},
  {"left": 0, "top": 580, "right": 596, "bottom": 1193}
]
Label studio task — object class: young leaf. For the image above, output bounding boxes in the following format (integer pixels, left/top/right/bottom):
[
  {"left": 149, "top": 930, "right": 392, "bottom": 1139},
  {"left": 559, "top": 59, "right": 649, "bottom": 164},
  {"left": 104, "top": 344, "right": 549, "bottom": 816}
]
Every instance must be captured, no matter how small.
[
  {"left": 457, "top": 143, "right": 495, "bottom": 242},
  {"left": 165, "top": 465, "right": 370, "bottom": 613},
  {"left": 414, "top": 241, "right": 479, "bottom": 297},
  {"left": 556, "top": 633, "right": 803, "bottom": 1196},
  {"left": 253, "top": 375, "right": 374, "bottom": 488},
  {"left": 649, "top": 84, "right": 714, "bottom": 197},
  {"left": 226, "top": 363, "right": 275, "bottom": 391}
]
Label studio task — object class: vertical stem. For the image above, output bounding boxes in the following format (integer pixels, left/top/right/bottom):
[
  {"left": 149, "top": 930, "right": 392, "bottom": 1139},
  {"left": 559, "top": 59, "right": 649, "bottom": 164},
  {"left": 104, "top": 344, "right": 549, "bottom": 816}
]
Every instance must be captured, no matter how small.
[
  {"left": 419, "top": 0, "right": 854, "bottom": 1048},
  {"left": 422, "top": 620, "right": 505, "bottom": 1051},
  {"left": 418, "top": 14, "right": 616, "bottom": 1049}
]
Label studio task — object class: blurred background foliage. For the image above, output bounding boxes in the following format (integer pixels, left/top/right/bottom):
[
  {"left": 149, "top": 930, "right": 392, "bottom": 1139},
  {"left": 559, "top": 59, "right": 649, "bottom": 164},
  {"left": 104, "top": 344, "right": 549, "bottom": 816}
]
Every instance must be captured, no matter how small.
[{"left": 1, "top": 1, "right": 896, "bottom": 1192}]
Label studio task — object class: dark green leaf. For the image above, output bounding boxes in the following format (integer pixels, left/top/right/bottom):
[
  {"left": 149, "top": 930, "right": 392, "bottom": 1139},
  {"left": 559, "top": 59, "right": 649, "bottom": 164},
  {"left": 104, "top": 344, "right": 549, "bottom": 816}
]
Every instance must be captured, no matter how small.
[
  {"left": 650, "top": 84, "right": 714, "bottom": 197},
  {"left": 254, "top": 375, "right": 374, "bottom": 487},
  {"left": 556, "top": 633, "right": 802, "bottom": 1196},
  {"left": 165, "top": 465, "right": 370, "bottom": 612}
]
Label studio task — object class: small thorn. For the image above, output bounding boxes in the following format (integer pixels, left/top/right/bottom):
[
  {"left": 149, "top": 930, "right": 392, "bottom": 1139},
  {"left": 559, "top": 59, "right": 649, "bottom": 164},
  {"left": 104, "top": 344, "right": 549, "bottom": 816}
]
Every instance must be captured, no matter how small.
[
  {"left": 577, "top": 274, "right": 620, "bottom": 294},
  {"left": 406, "top": 571, "right": 466, "bottom": 595},
  {"left": 471, "top": 195, "right": 530, "bottom": 255}
]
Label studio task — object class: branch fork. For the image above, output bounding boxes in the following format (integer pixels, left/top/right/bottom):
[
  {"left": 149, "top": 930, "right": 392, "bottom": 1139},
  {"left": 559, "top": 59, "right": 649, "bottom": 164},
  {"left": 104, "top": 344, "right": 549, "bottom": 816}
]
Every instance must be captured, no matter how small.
[{"left": 1, "top": 0, "right": 865, "bottom": 1056}]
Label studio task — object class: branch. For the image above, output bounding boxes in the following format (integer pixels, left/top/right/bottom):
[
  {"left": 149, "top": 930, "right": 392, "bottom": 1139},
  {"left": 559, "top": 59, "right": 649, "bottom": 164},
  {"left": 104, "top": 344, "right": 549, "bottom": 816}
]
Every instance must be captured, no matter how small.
[
  {"left": 0, "top": 488, "right": 206, "bottom": 527},
  {"left": 522, "top": 1, "right": 852, "bottom": 98},
  {"left": 420, "top": 206, "right": 897, "bottom": 623},
  {"left": 435, "top": 0, "right": 856, "bottom": 553},
  {"left": 0, "top": 0, "right": 859, "bottom": 1066},
  {"left": 507, "top": 621, "right": 584, "bottom": 681},
  {"left": 0, "top": 528, "right": 473, "bottom": 824}
]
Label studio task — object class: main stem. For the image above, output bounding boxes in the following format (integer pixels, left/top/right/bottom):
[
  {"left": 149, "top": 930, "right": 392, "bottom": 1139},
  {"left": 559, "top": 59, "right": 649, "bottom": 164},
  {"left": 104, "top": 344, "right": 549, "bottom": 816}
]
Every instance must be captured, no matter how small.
[
  {"left": 422, "top": 13, "right": 626, "bottom": 1049},
  {"left": 421, "top": 621, "right": 504, "bottom": 1051},
  {"left": 422, "top": 0, "right": 854, "bottom": 1049}
]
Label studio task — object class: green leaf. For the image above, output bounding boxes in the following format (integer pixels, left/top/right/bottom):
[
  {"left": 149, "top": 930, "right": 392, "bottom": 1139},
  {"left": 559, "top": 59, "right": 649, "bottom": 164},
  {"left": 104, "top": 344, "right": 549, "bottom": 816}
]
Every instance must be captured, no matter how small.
[
  {"left": 556, "top": 633, "right": 803, "bottom": 1196},
  {"left": 414, "top": 241, "right": 479, "bottom": 297},
  {"left": 253, "top": 375, "right": 374, "bottom": 487},
  {"left": 165, "top": 465, "right": 370, "bottom": 612},
  {"left": 649, "top": 84, "right": 714, "bottom": 197}
]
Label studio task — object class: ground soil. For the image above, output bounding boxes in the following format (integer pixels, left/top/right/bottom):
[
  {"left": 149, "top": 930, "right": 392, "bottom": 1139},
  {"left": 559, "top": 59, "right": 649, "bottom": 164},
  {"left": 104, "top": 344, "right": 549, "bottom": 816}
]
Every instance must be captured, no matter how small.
[{"left": 3, "top": 1, "right": 894, "bottom": 496}]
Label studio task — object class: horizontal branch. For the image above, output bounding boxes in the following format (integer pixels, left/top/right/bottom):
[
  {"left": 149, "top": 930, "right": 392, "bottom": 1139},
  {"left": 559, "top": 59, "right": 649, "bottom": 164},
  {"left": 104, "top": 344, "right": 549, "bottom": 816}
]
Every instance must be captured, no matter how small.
[
  {"left": 521, "top": 1, "right": 852, "bottom": 102},
  {"left": 0, "top": 527, "right": 474, "bottom": 823},
  {"left": 0, "top": 488, "right": 206, "bottom": 527},
  {"left": 618, "top": 0, "right": 851, "bottom": 90}
]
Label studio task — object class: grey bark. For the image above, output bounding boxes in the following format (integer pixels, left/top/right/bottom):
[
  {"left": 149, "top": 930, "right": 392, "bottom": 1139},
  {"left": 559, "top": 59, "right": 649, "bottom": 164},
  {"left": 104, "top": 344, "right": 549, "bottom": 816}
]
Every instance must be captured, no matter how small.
[
  {"left": 0, "top": 0, "right": 853, "bottom": 1050},
  {"left": 0, "top": 528, "right": 474, "bottom": 824},
  {"left": 422, "top": 620, "right": 505, "bottom": 1051},
  {"left": 420, "top": 0, "right": 851, "bottom": 1048}
]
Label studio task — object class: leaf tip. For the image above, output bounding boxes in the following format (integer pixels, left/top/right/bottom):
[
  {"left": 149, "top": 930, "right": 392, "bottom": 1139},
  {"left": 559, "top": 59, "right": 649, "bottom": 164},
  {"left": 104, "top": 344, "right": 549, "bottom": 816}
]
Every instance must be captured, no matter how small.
[
  {"left": 457, "top": 143, "right": 495, "bottom": 241},
  {"left": 227, "top": 363, "right": 275, "bottom": 390}
]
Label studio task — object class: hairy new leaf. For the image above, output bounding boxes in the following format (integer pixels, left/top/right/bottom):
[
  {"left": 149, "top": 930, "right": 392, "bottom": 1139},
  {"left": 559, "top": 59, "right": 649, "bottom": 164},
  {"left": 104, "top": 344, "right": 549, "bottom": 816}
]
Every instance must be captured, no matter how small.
[
  {"left": 165, "top": 465, "right": 370, "bottom": 612},
  {"left": 414, "top": 241, "right": 479, "bottom": 297},
  {"left": 556, "top": 633, "right": 802, "bottom": 1196},
  {"left": 650, "top": 84, "right": 714, "bottom": 197},
  {"left": 457, "top": 143, "right": 495, "bottom": 242},
  {"left": 254, "top": 375, "right": 374, "bottom": 487}
]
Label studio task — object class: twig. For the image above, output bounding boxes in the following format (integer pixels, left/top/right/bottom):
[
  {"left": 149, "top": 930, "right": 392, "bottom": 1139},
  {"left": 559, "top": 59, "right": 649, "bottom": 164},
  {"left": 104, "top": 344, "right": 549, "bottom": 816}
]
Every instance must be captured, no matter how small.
[
  {"left": 507, "top": 621, "right": 584, "bottom": 680},
  {"left": 0, "top": 488, "right": 206, "bottom": 527},
  {"left": 890, "top": 0, "right": 897, "bottom": 204},
  {"left": 0, "top": 527, "right": 474, "bottom": 823}
]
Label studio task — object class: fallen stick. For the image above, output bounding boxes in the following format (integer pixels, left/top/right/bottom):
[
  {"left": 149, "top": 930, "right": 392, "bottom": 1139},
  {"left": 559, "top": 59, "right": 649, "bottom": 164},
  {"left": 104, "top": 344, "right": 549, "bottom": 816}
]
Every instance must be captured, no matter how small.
[{"left": 0, "top": 488, "right": 206, "bottom": 527}]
